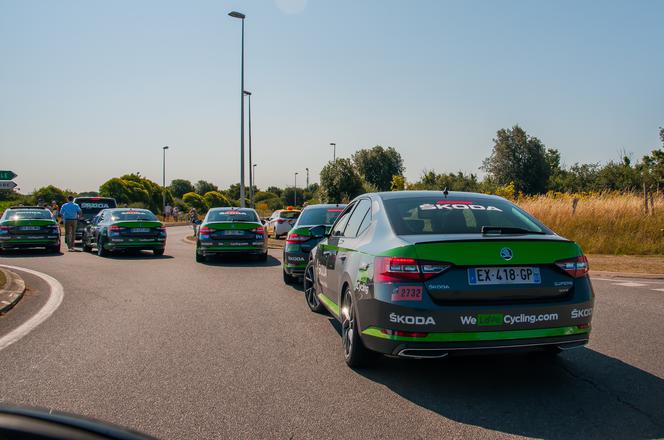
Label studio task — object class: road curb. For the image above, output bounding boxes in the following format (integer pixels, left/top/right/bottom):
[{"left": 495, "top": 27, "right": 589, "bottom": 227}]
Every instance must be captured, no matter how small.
[
  {"left": 0, "top": 268, "right": 26, "bottom": 314},
  {"left": 591, "top": 270, "right": 664, "bottom": 280}
]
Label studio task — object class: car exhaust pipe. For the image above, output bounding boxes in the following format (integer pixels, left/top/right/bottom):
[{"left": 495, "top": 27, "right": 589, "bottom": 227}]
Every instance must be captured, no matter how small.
[{"left": 397, "top": 349, "right": 449, "bottom": 359}]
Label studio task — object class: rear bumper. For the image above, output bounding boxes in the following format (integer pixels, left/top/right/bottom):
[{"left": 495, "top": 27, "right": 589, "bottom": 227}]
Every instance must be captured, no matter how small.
[
  {"left": 105, "top": 238, "right": 165, "bottom": 250},
  {"left": 0, "top": 238, "right": 60, "bottom": 249},
  {"left": 283, "top": 249, "right": 308, "bottom": 275},
  {"left": 197, "top": 243, "right": 267, "bottom": 256}
]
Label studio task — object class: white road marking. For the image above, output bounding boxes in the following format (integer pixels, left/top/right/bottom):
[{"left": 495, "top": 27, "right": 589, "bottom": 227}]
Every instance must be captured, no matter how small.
[
  {"left": 592, "top": 277, "right": 664, "bottom": 284},
  {"left": 653, "top": 288, "right": 664, "bottom": 292},
  {"left": 0, "top": 265, "right": 64, "bottom": 351},
  {"left": 613, "top": 282, "right": 647, "bottom": 287}
]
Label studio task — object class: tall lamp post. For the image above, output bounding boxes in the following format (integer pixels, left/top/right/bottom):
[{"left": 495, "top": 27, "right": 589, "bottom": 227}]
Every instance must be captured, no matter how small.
[
  {"left": 162, "top": 146, "right": 169, "bottom": 216},
  {"left": 294, "top": 172, "right": 298, "bottom": 206},
  {"left": 252, "top": 164, "right": 257, "bottom": 195},
  {"left": 244, "top": 90, "right": 253, "bottom": 207},
  {"left": 305, "top": 167, "right": 309, "bottom": 189},
  {"left": 329, "top": 142, "right": 336, "bottom": 161},
  {"left": 229, "top": 10, "right": 246, "bottom": 207}
]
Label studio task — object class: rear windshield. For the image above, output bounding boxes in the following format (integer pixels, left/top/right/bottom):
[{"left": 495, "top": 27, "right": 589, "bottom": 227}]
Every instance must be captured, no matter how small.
[
  {"left": 383, "top": 197, "right": 550, "bottom": 235},
  {"left": 296, "top": 206, "right": 345, "bottom": 226},
  {"left": 110, "top": 210, "right": 157, "bottom": 221},
  {"left": 76, "top": 198, "right": 117, "bottom": 214},
  {"left": 4, "top": 209, "right": 53, "bottom": 220},
  {"left": 279, "top": 211, "right": 300, "bottom": 219},
  {"left": 208, "top": 209, "right": 259, "bottom": 223}
]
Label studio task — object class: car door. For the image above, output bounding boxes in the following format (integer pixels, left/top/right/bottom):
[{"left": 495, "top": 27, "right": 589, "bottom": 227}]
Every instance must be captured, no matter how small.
[
  {"left": 318, "top": 202, "right": 356, "bottom": 305},
  {"left": 86, "top": 214, "right": 101, "bottom": 245},
  {"left": 268, "top": 211, "right": 278, "bottom": 235},
  {"left": 327, "top": 199, "right": 372, "bottom": 305}
]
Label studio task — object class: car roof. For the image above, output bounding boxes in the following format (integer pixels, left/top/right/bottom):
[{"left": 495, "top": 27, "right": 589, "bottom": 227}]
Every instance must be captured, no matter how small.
[
  {"left": 301, "top": 204, "right": 346, "bottom": 210},
  {"left": 375, "top": 190, "right": 505, "bottom": 202},
  {"left": 106, "top": 208, "right": 150, "bottom": 212},
  {"left": 209, "top": 207, "right": 255, "bottom": 211}
]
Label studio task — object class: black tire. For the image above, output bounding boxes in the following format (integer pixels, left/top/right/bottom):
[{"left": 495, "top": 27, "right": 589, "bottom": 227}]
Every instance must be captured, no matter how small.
[
  {"left": 341, "top": 286, "right": 376, "bottom": 368},
  {"left": 153, "top": 248, "right": 165, "bottom": 256},
  {"left": 96, "top": 235, "right": 107, "bottom": 257},
  {"left": 82, "top": 237, "right": 92, "bottom": 252},
  {"left": 195, "top": 251, "right": 205, "bottom": 263},
  {"left": 258, "top": 251, "right": 268, "bottom": 262},
  {"left": 303, "top": 262, "right": 325, "bottom": 313},
  {"left": 48, "top": 244, "right": 60, "bottom": 254},
  {"left": 283, "top": 268, "right": 296, "bottom": 284}
]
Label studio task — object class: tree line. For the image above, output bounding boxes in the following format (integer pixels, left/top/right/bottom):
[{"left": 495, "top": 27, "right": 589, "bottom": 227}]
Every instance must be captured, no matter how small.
[{"left": 2, "top": 125, "right": 662, "bottom": 214}]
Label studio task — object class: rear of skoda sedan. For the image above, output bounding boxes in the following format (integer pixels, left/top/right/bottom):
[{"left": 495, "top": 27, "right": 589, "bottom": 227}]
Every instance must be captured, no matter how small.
[{"left": 309, "top": 191, "right": 594, "bottom": 367}]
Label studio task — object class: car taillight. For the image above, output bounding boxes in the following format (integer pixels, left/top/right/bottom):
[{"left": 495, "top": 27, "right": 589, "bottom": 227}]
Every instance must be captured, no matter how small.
[
  {"left": 286, "top": 233, "right": 309, "bottom": 244},
  {"left": 157, "top": 226, "right": 166, "bottom": 235},
  {"left": 251, "top": 226, "right": 265, "bottom": 234},
  {"left": 0, "top": 226, "right": 11, "bottom": 234},
  {"left": 374, "top": 256, "right": 451, "bottom": 283},
  {"left": 199, "top": 226, "right": 213, "bottom": 235},
  {"left": 380, "top": 329, "right": 428, "bottom": 338},
  {"left": 555, "top": 255, "right": 589, "bottom": 278}
]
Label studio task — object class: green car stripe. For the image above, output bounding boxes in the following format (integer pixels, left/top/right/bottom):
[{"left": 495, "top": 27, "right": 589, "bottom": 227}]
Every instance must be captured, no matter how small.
[
  {"left": 381, "top": 240, "right": 582, "bottom": 265},
  {"left": 1, "top": 219, "right": 57, "bottom": 226},
  {"left": 362, "top": 325, "right": 590, "bottom": 342},
  {"left": 317, "top": 293, "right": 340, "bottom": 317}
]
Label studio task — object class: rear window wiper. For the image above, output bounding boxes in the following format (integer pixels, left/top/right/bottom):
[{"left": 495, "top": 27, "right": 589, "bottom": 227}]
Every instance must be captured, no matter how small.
[{"left": 481, "top": 226, "right": 546, "bottom": 235}]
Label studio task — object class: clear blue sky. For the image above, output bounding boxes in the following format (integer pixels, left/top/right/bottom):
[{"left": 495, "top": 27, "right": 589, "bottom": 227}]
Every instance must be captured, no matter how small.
[{"left": 1, "top": 0, "right": 663, "bottom": 193}]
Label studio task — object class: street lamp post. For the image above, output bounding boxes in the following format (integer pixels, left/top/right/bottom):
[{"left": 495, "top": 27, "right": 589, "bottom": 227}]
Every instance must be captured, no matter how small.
[
  {"left": 294, "top": 172, "right": 298, "bottom": 206},
  {"left": 162, "top": 146, "right": 169, "bottom": 216},
  {"left": 244, "top": 90, "right": 253, "bottom": 208},
  {"left": 305, "top": 167, "right": 309, "bottom": 189},
  {"left": 252, "top": 164, "right": 257, "bottom": 195},
  {"left": 229, "top": 11, "right": 246, "bottom": 207},
  {"left": 329, "top": 142, "right": 336, "bottom": 161}
]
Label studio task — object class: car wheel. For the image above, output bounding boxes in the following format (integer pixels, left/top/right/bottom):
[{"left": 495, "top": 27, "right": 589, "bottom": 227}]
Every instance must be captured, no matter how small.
[
  {"left": 195, "top": 251, "right": 205, "bottom": 263},
  {"left": 97, "top": 236, "right": 107, "bottom": 257},
  {"left": 258, "top": 251, "right": 268, "bottom": 262},
  {"left": 283, "top": 268, "right": 296, "bottom": 284},
  {"left": 341, "top": 286, "right": 375, "bottom": 368},
  {"left": 304, "top": 262, "right": 325, "bottom": 313},
  {"left": 82, "top": 237, "right": 92, "bottom": 252},
  {"left": 48, "top": 244, "right": 60, "bottom": 254},
  {"left": 153, "top": 248, "right": 165, "bottom": 256}
]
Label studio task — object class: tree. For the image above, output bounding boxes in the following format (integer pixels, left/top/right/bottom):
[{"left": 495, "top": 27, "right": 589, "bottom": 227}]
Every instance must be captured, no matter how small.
[
  {"left": 182, "top": 192, "right": 207, "bottom": 211},
  {"left": 99, "top": 174, "right": 166, "bottom": 212},
  {"left": 194, "top": 180, "right": 218, "bottom": 195},
  {"left": 31, "top": 185, "right": 70, "bottom": 205},
  {"left": 481, "top": 125, "right": 552, "bottom": 195},
  {"left": 203, "top": 191, "right": 231, "bottom": 208},
  {"left": 282, "top": 187, "right": 304, "bottom": 206},
  {"left": 390, "top": 175, "right": 406, "bottom": 191},
  {"left": 319, "top": 158, "right": 364, "bottom": 203},
  {"left": 170, "top": 179, "right": 195, "bottom": 199},
  {"left": 266, "top": 186, "right": 283, "bottom": 198},
  {"left": 77, "top": 191, "right": 99, "bottom": 197},
  {"left": 352, "top": 146, "right": 404, "bottom": 191},
  {"left": 254, "top": 191, "right": 278, "bottom": 202}
]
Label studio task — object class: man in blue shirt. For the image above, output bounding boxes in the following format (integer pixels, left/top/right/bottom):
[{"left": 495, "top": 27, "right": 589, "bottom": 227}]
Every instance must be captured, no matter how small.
[{"left": 59, "top": 196, "right": 82, "bottom": 251}]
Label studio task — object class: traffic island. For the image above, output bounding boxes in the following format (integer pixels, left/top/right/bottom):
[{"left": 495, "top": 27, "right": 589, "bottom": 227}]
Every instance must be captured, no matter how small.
[{"left": 0, "top": 267, "right": 26, "bottom": 314}]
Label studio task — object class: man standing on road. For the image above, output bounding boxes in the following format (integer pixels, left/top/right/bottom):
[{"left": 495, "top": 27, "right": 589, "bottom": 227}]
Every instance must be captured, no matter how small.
[{"left": 60, "top": 196, "right": 82, "bottom": 251}]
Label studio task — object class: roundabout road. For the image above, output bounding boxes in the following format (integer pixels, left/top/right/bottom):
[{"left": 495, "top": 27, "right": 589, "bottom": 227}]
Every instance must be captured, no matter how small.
[{"left": 0, "top": 226, "right": 663, "bottom": 439}]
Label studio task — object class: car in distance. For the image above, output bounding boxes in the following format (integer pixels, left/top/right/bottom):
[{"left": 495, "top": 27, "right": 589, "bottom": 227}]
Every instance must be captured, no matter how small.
[
  {"left": 0, "top": 206, "right": 60, "bottom": 253},
  {"left": 73, "top": 196, "right": 117, "bottom": 242},
  {"left": 82, "top": 208, "right": 166, "bottom": 256},
  {"left": 303, "top": 191, "right": 594, "bottom": 367},
  {"left": 282, "top": 204, "right": 346, "bottom": 284},
  {"left": 196, "top": 207, "right": 267, "bottom": 262},
  {"left": 266, "top": 208, "right": 301, "bottom": 238}
]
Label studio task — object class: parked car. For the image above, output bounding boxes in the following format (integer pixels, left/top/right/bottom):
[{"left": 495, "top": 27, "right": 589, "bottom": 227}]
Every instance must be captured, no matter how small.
[{"left": 265, "top": 208, "right": 300, "bottom": 238}]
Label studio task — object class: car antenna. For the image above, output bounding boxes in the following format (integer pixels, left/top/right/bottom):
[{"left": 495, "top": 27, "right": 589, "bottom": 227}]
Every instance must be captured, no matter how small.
[{"left": 443, "top": 187, "right": 449, "bottom": 198}]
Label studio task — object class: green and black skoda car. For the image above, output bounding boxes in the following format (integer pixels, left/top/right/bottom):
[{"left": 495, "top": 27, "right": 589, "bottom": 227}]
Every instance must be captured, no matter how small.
[
  {"left": 0, "top": 206, "right": 60, "bottom": 253},
  {"left": 282, "top": 204, "right": 346, "bottom": 284},
  {"left": 304, "top": 191, "right": 594, "bottom": 367},
  {"left": 195, "top": 207, "right": 267, "bottom": 262},
  {"left": 82, "top": 208, "right": 166, "bottom": 256}
]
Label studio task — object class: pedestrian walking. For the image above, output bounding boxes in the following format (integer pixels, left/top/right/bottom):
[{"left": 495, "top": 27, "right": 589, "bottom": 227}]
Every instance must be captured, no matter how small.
[
  {"left": 173, "top": 206, "right": 180, "bottom": 221},
  {"left": 165, "top": 204, "right": 173, "bottom": 221},
  {"left": 189, "top": 208, "right": 199, "bottom": 235},
  {"left": 60, "top": 196, "right": 82, "bottom": 251},
  {"left": 50, "top": 200, "right": 59, "bottom": 218}
]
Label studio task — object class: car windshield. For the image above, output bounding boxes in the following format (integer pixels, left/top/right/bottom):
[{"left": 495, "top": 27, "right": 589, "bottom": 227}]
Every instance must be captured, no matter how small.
[
  {"left": 279, "top": 211, "right": 300, "bottom": 219},
  {"left": 383, "top": 197, "right": 550, "bottom": 235},
  {"left": 296, "top": 206, "right": 345, "bottom": 226},
  {"left": 208, "top": 209, "right": 258, "bottom": 222},
  {"left": 4, "top": 209, "right": 53, "bottom": 220},
  {"left": 109, "top": 210, "right": 157, "bottom": 221},
  {"left": 76, "top": 198, "right": 117, "bottom": 215}
]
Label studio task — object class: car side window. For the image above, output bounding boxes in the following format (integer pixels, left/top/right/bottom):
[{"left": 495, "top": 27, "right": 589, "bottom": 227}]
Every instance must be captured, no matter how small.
[
  {"left": 355, "top": 205, "right": 372, "bottom": 237},
  {"left": 330, "top": 203, "right": 355, "bottom": 237},
  {"left": 343, "top": 199, "right": 371, "bottom": 238}
]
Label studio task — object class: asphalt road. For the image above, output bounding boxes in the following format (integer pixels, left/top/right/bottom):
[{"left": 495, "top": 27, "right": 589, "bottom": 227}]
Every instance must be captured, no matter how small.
[{"left": 1, "top": 226, "right": 663, "bottom": 439}]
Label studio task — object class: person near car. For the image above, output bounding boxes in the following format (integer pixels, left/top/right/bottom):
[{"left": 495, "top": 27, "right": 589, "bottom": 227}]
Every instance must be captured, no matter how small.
[
  {"left": 189, "top": 208, "right": 199, "bottom": 235},
  {"left": 165, "top": 204, "right": 173, "bottom": 221},
  {"left": 50, "top": 200, "right": 59, "bottom": 218},
  {"left": 59, "top": 196, "right": 82, "bottom": 251}
]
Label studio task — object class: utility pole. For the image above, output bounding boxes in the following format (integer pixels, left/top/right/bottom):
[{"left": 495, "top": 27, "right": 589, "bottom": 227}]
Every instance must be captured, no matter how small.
[{"left": 305, "top": 167, "right": 309, "bottom": 189}]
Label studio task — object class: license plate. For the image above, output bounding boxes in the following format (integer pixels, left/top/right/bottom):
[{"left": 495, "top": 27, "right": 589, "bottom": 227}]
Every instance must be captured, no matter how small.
[
  {"left": 20, "top": 226, "right": 40, "bottom": 231},
  {"left": 131, "top": 228, "right": 150, "bottom": 233},
  {"left": 224, "top": 230, "right": 245, "bottom": 236},
  {"left": 468, "top": 267, "right": 541, "bottom": 285},
  {"left": 391, "top": 286, "right": 423, "bottom": 301}
]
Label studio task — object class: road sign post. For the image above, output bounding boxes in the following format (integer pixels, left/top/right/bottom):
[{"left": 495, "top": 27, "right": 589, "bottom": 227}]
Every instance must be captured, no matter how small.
[{"left": 0, "top": 171, "right": 17, "bottom": 181}]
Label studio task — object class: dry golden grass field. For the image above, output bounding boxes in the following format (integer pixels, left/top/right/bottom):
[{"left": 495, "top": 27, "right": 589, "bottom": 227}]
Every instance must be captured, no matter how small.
[{"left": 517, "top": 192, "right": 663, "bottom": 256}]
